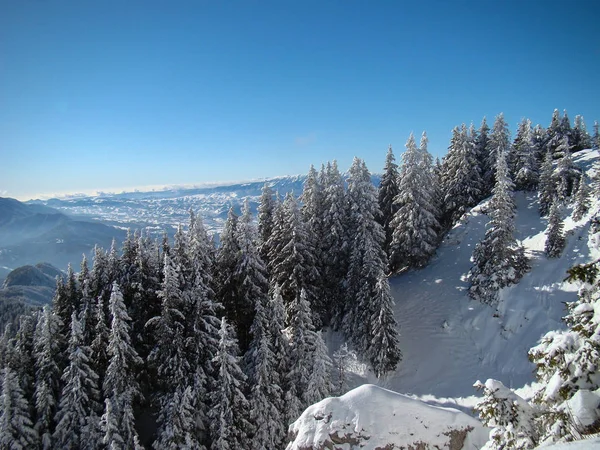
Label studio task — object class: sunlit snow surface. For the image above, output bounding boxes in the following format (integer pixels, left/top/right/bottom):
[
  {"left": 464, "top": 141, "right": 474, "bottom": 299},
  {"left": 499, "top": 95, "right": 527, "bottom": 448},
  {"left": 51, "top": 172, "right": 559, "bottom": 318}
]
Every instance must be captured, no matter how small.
[
  {"left": 376, "top": 149, "right": 600, "bottom": 400},
  {"left": 287, "top": 384, "right": 489, "bottom": 450}
]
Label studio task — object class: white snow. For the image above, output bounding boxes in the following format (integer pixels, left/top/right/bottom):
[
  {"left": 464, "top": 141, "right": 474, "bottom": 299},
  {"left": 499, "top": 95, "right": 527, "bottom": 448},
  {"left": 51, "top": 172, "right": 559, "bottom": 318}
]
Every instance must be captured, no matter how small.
[{"left": 287, "top": 384, "right": 489, "bottom": 450}]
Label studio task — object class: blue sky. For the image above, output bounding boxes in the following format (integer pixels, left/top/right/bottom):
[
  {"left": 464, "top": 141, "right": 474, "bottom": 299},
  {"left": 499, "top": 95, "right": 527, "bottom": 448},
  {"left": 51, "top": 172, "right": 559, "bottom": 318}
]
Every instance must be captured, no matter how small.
[{"left": 2, "top": 0, "right": 599, "bottom": 200}]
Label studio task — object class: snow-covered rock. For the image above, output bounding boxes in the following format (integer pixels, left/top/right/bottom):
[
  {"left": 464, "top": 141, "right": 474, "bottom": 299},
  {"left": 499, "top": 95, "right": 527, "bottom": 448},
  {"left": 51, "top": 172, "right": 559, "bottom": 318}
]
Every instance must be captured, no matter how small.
[{"left": 286, "top": 384, "right": 489, "bottom": 450}]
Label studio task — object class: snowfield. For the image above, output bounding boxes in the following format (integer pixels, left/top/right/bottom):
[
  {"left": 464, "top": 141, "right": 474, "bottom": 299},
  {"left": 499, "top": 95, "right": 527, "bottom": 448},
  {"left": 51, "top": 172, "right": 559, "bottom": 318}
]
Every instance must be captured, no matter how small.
[{"left": 384, "top": 149, "right": 600, "bottom": 399}]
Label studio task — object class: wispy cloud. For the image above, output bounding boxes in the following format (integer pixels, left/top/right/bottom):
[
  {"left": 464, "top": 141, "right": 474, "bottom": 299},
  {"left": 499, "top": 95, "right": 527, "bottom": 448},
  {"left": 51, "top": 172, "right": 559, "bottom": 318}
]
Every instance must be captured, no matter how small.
[{"left": 294, "top": 132, "right": 317, "bottom": 147}]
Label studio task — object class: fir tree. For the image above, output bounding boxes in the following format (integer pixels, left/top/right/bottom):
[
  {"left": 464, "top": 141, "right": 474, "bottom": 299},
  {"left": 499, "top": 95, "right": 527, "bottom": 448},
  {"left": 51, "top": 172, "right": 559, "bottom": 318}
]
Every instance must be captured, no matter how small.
[
  {"left": 545, "top": 200, "right": 566, "bottom": 258},
  {"left": 484, "top": 113, "right": 511, "bottom": 194},
  {"left": 592, "top": 120, "right": 599, "bottom": 150},
  {"left": 210, "top": 318, "right": 252, "bottom": 450},
  {"left": 244, "top": 287, "right": 284, "bottom": 450},
  {"left": 321, "top": 161, "right": 350, "bottom": 328},
  {"left": 538, "top": 149, "right": 556, "bottom": 217},
  {"left": 469, "top": 147, "right": 528, "bottom": 305},
  {"left": 475, "top": 117, "right": 491, "bottom": 195},
  {"left": 378, "top": 145, "right": 401, "bottom": 259},
  {"left": 152, "top": 386, "right": 201, "bottom": 450},
  {"left": 572, "top": 115, "right": 591, "bottom": 151},
  {"left": 257, "top": 183, "right": 277, "bottom": 267},
  {"left": 573, "top": 175, "right": 591, "bottom": 222},
  {"left": 0, "top": 367, "right": 38, "bottom": 449},
  {"left": 102, "top": 282, "right": 143, "bottom": 448},
  {"left": 53, "top": 313, "right": 101, "bottom": 449},
  {"left": 514, "top": 118, "right": 539, "bottom": 191},
  {"left": 546, "top": 109, "right": 562, "bottom": 154},
  {"left": 389, "top": 132, "right": 440, "bottom": 271},
  {"left": 441, "top": 125, "right": 483, "bottom": 226},
  {"left": 33, "top": 306, "right": 64, "bottom": 450},
  {"left": 555, "top": 136, "right": 580, "bottom": 200}
]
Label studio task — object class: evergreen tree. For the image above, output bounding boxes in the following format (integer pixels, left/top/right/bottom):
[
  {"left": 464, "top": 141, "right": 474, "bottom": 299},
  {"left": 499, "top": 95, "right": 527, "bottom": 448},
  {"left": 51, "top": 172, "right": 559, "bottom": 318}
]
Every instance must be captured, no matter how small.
[
  {"left": 378, "top": 145, "right": 401, "bottom": 259},
  {"left": 102, "top": 282, "right": 143, "bottom": 448},
  {"left": 321, "top": 161, "right": 350, "bottom": 328},
  {"left": 269, "top": 192, "right": 320, "bottom": 326},
  {"left": 210, "top": 318, "right": 252, "bottom": 450},
  {"left": 538, "top": 149, "right": 556, "bottom": 217},
  {"left": 514, "top": 119, "right": 539, "bottom": 191},
  {"left": 545, "top": 200, "right": 566, "bottom": 258},
  {"left": 257, "top": 183, "right": 277, "bottom": 267},
  {"left": 469, "top": 147, "right": 528, "bottom": 304},
  {"left": 344, "top": 158, "right": 401, "bottom": 375},
  {"left": 555, "top": 136, "right": 580, "bottom": 199},
  {"left": 152, "top": 386, "right": 201, "bottom": 450},
  {"left": 244, "top": 286, "right": 284, "bottom": 450},
  {"left": 572, "top": 115, "right": 591, "bottom": 151},
  {"left": 441, "top": 125, "right": 483, "bottom": 226},
  {"left": 305, "top": 330, "right": 333, "bottom": 406},
  {"left": 475, "top": 117, "right": 491, "bottom": 194},
  {"left": 389, "top": 132, "right": 440, "bottom": 271},
  {"left": 368, "top": 276, "right": 402, "bottom": 378},
  {"left": 33, "top": 306, "right": 64, "bottom": 450},
  {"left": 474, "top": 379, "right": 538, "bottom": 450},
  {"left": 573, "top": 175, "right": 591, "bottom": 222},
  {"left": 53, "top": 313, "right": 101, "bottom": 449},
  {"left": 484, "top": 113, "right": 511, "bottom": 194},
  {"left": 546, "top": 109, "right": 562, "bottom": 154},
  {"left": 593, "top": 120, "right": 599, "bottom": 150},
  {"left": 0, "top": 367, "right": 38, "bottom": 449},
  {"left": 216, "top": 207, "right": 242, "bottom": 329},
  {"left": 559, "top": 109, "right": 572, "bottom": 150}
]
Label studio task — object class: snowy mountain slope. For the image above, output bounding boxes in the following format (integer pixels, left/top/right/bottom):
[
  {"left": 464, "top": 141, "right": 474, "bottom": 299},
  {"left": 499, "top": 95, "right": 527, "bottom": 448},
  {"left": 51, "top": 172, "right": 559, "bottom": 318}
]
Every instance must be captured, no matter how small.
[
  {"left": 381, "top": 149, "right": 600, "bottom": 398},
  {"left": 287, "top": 384, "right": 489, "bottom": 450}
]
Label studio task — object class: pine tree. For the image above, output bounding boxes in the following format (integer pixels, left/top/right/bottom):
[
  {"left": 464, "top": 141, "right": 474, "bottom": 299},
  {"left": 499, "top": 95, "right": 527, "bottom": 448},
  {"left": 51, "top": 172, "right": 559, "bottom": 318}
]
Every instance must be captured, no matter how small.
[
  {"left": 469, "top": 147, "right": 529, "bottom": 305},
  {"left": 0, "top": 367, "right": 38, "bottom": 449},
  {"left": 572, "top": 115, "right": 591, "bottom": 151},
  {"left": 33, "top": 306, "right": 64, "bottom": 450},
  {"left": 538, "top": 149, "right": 556, "bottom": 217},
  {"left": 546, "top": 109, "right": 562, "bottom": 154},
  {"left": 102, "top": 282, "right": 143, "bottom": 448},
  {"left": 305, "top": 330, "right": 333, "bottom": 406},
  {"left": 573, "top": 175, "right": 591, "bottom": 222},
  {"left": 53, "top": 313, "right": 101, "bottom": 449},
  {"left": 545, "top": 200, "right": 566, "bottom": 258},
  {"left": 210, "top": 318, "right": 252, "bottom": 450},
  {"left": 475, "top": 117, "right": 491, "bottom": 195},
  {"left": 389, "top": 132, "right": 440, "bottom": 271},
  {"left": 378, "top": 145, "right": 401, "bottom": 259},
  {"left": 152, "top": 385, "right": 201, "bottom": 450}
]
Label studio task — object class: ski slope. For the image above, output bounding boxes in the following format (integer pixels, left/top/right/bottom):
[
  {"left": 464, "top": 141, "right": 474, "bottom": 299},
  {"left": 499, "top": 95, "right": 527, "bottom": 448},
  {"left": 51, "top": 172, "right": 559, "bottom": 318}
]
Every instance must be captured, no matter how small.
[{"left": 378, "top": 149, "right": 600, "bottom": 399}]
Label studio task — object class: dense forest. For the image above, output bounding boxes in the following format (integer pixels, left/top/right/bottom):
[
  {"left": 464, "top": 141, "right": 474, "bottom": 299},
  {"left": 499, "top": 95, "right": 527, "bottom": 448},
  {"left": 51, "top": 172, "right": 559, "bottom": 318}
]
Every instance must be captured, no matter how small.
[{"left": 0, "top": 109, "right": 598, "bottom": 449}]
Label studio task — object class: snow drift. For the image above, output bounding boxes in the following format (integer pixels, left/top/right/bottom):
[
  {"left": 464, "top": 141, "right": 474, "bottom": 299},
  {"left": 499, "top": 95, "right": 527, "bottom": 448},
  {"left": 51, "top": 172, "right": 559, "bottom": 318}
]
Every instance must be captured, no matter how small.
[{"left": 286, "top": 384, "right": 489, "bottom": 449}]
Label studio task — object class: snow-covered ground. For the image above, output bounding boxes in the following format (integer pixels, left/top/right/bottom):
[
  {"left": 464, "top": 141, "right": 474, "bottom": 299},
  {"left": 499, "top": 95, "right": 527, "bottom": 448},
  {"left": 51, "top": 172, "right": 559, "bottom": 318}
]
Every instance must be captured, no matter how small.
[
  {"left": 378, "top": 149, "right": 600, "bottom": 400},
  {"left": 287, "top": 384, "right": 489, "bottom": 450}
]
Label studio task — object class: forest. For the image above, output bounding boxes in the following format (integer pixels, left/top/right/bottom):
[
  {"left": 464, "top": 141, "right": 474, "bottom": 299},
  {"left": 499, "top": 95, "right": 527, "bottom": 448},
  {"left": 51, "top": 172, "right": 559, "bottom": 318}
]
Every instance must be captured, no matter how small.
[{"left": 1, "top": 109, "right": 599, "bottom": 449}]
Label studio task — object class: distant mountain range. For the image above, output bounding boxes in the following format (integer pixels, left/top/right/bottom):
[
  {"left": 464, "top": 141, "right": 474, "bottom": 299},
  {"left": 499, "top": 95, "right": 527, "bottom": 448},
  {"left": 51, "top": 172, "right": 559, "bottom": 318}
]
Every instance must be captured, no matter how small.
[
  {"left": 26, "top": 174, "right": 381, "bottom": 236},
  {"left": 0, "top": 197, "right": 125, "bottom": 275}
]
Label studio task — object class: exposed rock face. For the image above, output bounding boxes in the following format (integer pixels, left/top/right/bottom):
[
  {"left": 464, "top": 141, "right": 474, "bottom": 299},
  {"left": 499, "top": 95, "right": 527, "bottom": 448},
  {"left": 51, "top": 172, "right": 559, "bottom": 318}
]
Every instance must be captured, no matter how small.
[{"left": 286, "top": 384, "right": 488, "bottom": 450}]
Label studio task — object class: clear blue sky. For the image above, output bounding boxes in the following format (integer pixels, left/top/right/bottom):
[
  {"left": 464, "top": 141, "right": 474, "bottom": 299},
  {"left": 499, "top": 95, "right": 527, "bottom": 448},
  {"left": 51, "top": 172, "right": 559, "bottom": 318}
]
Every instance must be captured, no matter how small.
[{"left": 2, "top": 0, "right": 599, "bottom": 200}]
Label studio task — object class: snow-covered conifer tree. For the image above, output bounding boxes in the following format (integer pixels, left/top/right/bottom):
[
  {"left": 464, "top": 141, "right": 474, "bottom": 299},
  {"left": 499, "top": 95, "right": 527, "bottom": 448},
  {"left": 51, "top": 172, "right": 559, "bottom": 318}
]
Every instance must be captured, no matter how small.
[
  {"left": 545, "top": 200, "right": 566, "bottom": 258},
  {"left": 102, "top": 282, "right": 143, "bottom": 448},
  {"left": 573, "top": 175, "right": 591, "bottom": 222},
  {"left": 593, "top": 120, "right": 599, "bottom": 150},
  {"left": 469, "top": 147, "right": 528, "bottom": 304},
  {"left": 33, "top": 306, "right": 63, "bottom": 449},
  {"left": 389, "top": 132, "right": 440, "bottom": 271},
  {"left": 484, "top": 113, "right": 511, "bottom": 194},
  {"left": 555, "top": 136, "right": 580, "bottom": 200},
  {"left": 441, "top": 125, "right": 483, "bottom": 226},
  {"left": 244, "top": 285, "right": 284, "bottom": 449},
  {"left": 474, "top": 379, "right": 538, "bottom": 450},
  {"left": 321, "top": 161, "right": 349, "bottom": 328},
  {"left": 513, "top": 119, "right": 539, "bottom": 191},
  {"left": 258, "top": 183, "right": 277, "bottom": 266},
  {"left": 538, "top": 149, "right": 556, "bottom": 217},
  {"left": 0, "top": 367, "right": 38, "bottom": 449},
  {"left": 572, "top": 115, "right": 591, "bottom": 151},
  {"left": 475, "top": 117, "right": 491, "bottom": 195},
  {"left": 210, "top": 318, "right": 252, "bottom": 450},
  {"left": 378, "top": 145, "right": 400, "bottom": 259},
  {"left": 53, "top": 313, "right": 101, "bottom": 449}
]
